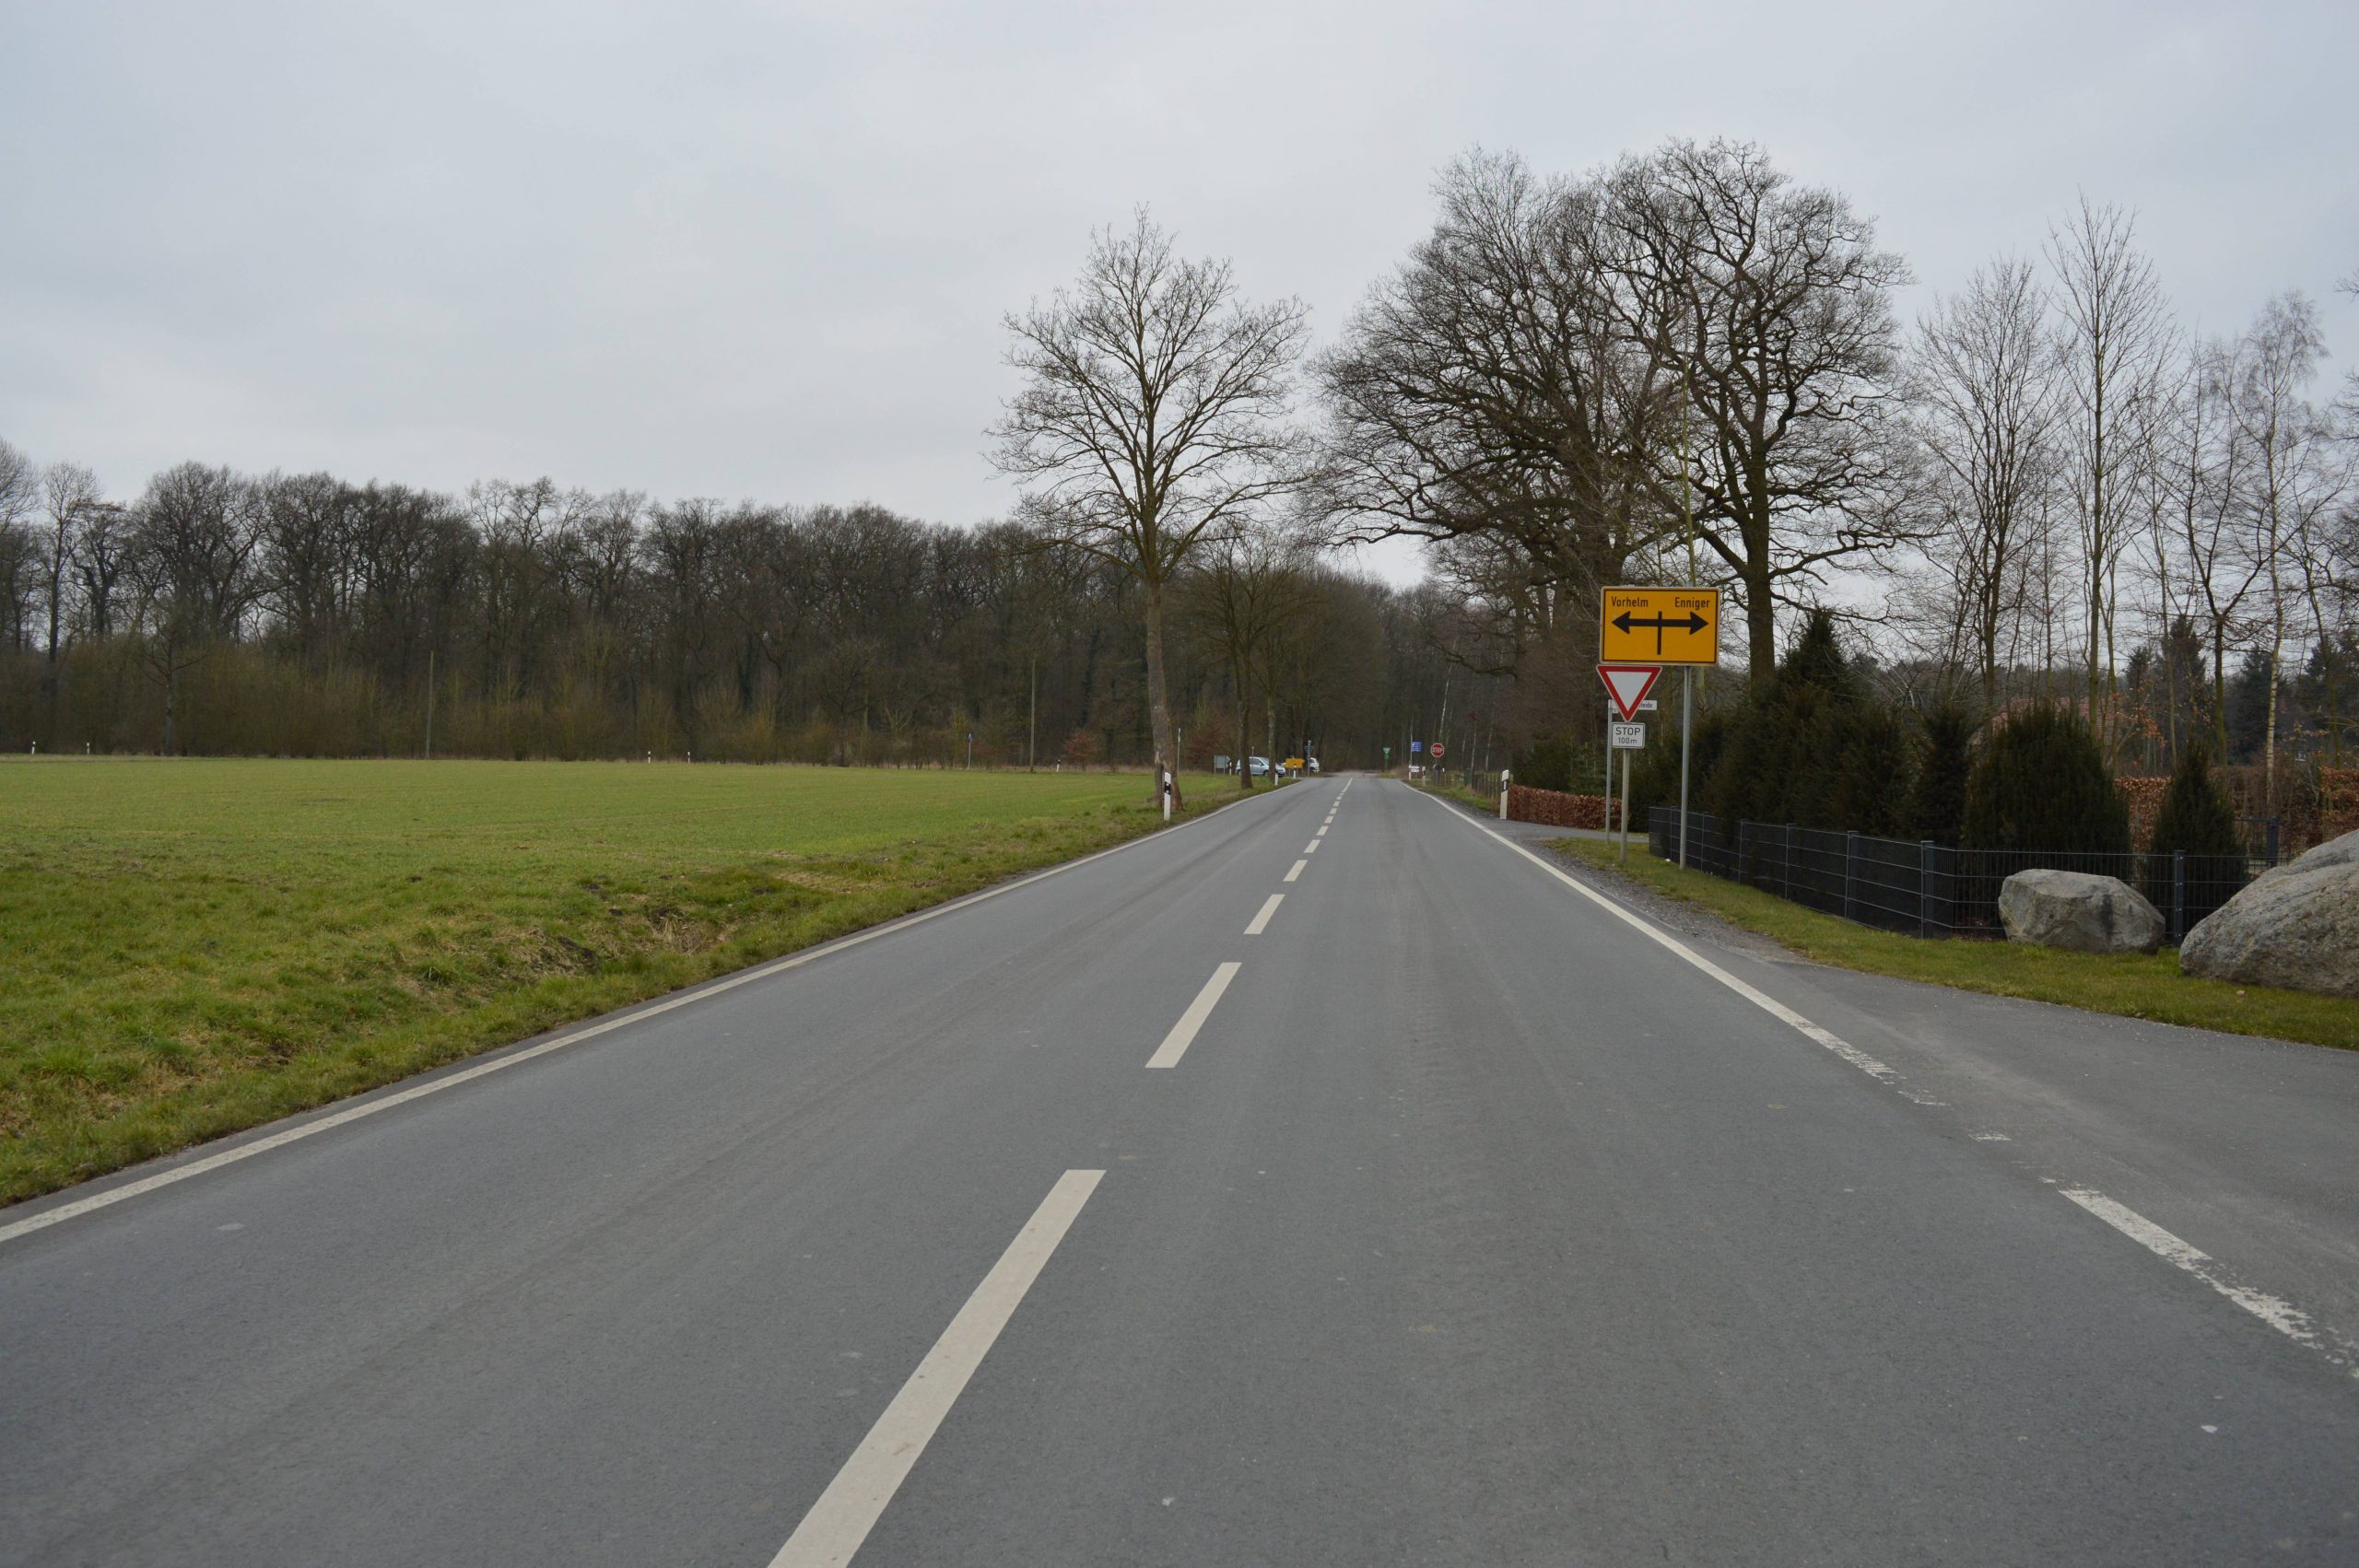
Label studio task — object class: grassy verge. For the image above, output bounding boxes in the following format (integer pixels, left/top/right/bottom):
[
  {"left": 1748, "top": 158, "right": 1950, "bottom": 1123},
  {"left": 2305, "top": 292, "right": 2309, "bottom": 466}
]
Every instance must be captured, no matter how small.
[
  {"left": 1411, "top": 778, "right": 1499, "bottom": 813},
  {"left": 1556, "top": 837, "right": 2359, "bottom": 1051},
  {"left": 0, "top": 759, "right": 1238, "bottom": 1203}
]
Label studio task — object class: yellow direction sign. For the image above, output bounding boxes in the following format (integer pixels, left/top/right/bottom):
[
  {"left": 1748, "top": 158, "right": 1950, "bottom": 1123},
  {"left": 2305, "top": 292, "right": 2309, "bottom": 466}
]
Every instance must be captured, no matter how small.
[{"left": 1600, "top": 586, "right": 1721, "bottom": 665}]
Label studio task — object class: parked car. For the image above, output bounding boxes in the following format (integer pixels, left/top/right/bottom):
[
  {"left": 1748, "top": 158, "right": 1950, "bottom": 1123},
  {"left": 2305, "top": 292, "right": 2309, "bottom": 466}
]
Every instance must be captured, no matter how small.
[{"left": 1247, "top": 755, "right": 1271, "bottom": 777}]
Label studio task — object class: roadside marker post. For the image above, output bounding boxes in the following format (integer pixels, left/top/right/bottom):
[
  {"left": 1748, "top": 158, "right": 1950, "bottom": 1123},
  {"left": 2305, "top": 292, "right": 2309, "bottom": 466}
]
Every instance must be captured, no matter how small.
[{"left": 1601, "top": 589, "right": 1719, "bottom": 869}]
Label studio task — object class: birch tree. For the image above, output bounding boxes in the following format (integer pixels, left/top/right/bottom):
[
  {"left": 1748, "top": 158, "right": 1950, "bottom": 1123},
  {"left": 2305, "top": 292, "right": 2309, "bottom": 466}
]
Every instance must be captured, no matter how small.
[
  {"left": 1905, "top": 258, "right": 2062, "bottom": 709},
  {"left": 2048, "top": 198, "right": 2173, "bottom": 744}
]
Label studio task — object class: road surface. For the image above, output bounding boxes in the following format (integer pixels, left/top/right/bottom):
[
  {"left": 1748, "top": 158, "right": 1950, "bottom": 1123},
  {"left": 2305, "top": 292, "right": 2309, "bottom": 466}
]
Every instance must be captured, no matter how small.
[{"left": 3, "top": 777, "right": 2355, "bottom": 1564}]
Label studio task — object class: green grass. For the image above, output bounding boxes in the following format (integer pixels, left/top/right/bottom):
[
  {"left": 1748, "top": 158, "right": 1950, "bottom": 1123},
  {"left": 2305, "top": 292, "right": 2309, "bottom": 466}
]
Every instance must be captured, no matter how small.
[
  {"left": 0, "top": 758, "right": 1235, "bottom": 1203},
  {"left": 1410, "top": 777, "right": 1501, "bottom": 813},
  {"left": 1557, "top": 837, "right": 2359, "bottom": 1051}
]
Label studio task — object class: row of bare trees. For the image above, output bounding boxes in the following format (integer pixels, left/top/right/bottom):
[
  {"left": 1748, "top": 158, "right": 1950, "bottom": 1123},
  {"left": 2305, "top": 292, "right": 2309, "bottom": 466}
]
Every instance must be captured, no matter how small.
[
  {"left": 0, "top": 444, "right": 1479, "bottom": 769},
  {"left": 1893, "top": 216, "right": 2355, "bottom": 794},
  {"left": 1287, "top": 141, "right": 2355, "bottom": 793}
]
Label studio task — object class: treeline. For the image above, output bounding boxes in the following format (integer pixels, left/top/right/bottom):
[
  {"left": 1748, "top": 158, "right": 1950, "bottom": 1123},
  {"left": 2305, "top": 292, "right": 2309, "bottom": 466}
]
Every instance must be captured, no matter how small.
[{"left": 0, "top": 458, "right": 1470, "bottom": 769}]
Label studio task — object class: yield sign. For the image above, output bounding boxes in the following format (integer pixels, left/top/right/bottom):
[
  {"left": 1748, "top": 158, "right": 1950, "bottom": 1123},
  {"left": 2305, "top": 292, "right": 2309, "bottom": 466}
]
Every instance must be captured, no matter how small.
[{"left": 1596, "top": 663, "right": 1661, "bottom": 721}]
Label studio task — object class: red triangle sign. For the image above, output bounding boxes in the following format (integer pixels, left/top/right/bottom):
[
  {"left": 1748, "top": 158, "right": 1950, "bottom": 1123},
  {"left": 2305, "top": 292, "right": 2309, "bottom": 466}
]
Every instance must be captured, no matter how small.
[{"left": 1596, "top": 663, "right": 1661, "bottom": 721}]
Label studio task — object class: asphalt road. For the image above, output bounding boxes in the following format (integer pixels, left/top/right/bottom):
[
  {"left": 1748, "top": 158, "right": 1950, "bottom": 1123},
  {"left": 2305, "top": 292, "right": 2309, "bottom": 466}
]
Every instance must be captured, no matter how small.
[{"left": 4, "top": 776, "right": 2356, "bottom": 1565}]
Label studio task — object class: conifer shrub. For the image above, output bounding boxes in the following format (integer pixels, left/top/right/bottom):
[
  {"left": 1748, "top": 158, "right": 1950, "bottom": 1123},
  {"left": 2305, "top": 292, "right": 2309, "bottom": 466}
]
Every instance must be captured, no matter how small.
[
  {"left": 1513, "top": 731, "right": 1579, "bottom": 793},
  {"left": 1904, "top": 702, "right": 1977, "bottom": 844},
  {"left": 1699, "top": 610, "right": 1914, "bottom": 834},
  {"left": 1960, "top": 706, "right": 2130, "bottom": 855},
  {"left": 2139, "top": 743, "right": 2244, "bottom": 925}
]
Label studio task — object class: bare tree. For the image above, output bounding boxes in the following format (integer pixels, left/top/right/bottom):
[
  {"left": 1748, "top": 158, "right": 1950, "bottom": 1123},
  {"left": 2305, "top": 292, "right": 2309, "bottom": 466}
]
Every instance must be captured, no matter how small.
[
  {"left": 2225, "top": 293, "right": 2343, "bottom": 800},
  {"left": 2047, "top": 197, "right": 2174, "bottom": 743},
  {"left": 129, "top": 462, "right": 265, "bottom": 754},
  {"left": 1184, "top": 523, "right": 1311, "bottom": 789},
  {"left": 990, "top": 211, "right": 1309, "bottom": 802},
  {"left": 1313, "top": 152, "right": 1679, "bottom": 666},
  {"left": 31, "top": 462, "right": 103, "bottom": 727},
  {"left": 1599, "top": 139, "right": 1917, "bottom": 679},
  {"left": 2171, "top": 336, "right": 2263, "bottom": 755},
  {"left": 1905, "top": 258, "right": 2063, "bottom": 709},
  {"left": 0, "top": 438, "right": 35, "bottom": 532}
]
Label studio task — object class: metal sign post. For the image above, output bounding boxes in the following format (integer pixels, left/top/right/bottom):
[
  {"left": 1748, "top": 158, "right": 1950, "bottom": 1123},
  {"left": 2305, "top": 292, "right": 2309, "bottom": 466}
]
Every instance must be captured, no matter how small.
[
  {"left": 1608, "top": 721, "right": 1645, "bottom": 862},
  {"left": 1679, "top": 672, "right": 1693, "bottom": 868},
  {"left": 1602, "top": 590, "right": 1719, "bottom": 870}
]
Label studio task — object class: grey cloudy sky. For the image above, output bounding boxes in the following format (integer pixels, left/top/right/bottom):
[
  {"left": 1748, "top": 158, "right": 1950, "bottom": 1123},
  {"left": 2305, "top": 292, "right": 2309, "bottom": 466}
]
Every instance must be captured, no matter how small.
[{"left": 5, "top": 0, "right": 2354, "bottom": 584}]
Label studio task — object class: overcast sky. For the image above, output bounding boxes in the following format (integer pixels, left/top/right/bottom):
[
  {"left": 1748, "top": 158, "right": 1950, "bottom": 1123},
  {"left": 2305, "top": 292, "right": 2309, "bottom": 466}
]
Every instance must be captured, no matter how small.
[{"left": 5, "top": 0, "right": 2354, "bottom": 585}]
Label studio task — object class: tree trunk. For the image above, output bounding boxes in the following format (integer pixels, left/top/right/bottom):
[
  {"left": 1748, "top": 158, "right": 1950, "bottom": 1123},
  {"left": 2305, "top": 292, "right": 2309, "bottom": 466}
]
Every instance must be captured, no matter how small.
[
  {"left": 1743, "top": 569, "right": 1777, "bottom": 683},
  {"left": 1141, "top": 574, "right": 1181, "bottom": 806}
]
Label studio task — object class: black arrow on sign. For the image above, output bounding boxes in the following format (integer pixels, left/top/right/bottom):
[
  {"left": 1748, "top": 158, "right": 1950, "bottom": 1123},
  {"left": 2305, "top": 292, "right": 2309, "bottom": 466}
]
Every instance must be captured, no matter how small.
[{"left": 1612, "top": 609, "right": 1708, "bottom": 654}]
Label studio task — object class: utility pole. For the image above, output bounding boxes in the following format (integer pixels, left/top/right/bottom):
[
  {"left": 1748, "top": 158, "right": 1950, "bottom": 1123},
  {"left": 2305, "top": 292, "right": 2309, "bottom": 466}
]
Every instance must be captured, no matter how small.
[
  {"left": 424, "top": 648, "right": 436, "bottom": 761},
  {"left": 1027, "top": 654, "right": 1037, "bottom": 771}
]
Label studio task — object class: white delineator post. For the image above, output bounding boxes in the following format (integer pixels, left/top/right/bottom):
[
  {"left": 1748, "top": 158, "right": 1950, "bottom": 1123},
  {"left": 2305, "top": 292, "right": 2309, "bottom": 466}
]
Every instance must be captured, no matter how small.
[
  {"left": 1160, "top": 766, "right": 1172, "bottom": 824},
  {"left": 1498, "top": 769, "right": 1510, "bottom": 821}
]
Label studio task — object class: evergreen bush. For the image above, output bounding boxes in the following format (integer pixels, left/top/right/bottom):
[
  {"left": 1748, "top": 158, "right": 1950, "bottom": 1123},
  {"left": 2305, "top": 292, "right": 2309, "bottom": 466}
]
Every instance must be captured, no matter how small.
[
  {"left": 1904, "top": 702, "right": 1977, "bottom": 844},
  {"left": 1960, "top": 706, "right": 2130, "bottom": 854},
  {"left": 1513, "top": 731, "right": 1578, "bottom": 793},
  {"left": 2140, "top": 743, "right": 2244, "bottom": 925},
  {"left": 1698, "top": 610, "right": 1914, "bottom": 834}
]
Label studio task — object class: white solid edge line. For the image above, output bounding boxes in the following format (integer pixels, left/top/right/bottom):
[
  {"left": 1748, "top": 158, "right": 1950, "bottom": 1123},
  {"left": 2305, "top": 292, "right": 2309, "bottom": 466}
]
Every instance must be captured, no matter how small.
[
  {"left": 0, "top": 797, "right": 1258, "bottom": 1249},
  {"left": 1244, "top": 893, "right": 1285, "bottom": 936},
  {"left": 1145, "top": 962, "right": 1241, "bottom": 1070},
  {"left": 2059, "top": 1188, "right": 2353, "bottom": 1375},
  {"left": 769, "top": 1169, "right": 1106, "bottom": 1567},
  {"left": 1408, "top": 787, "right": 1904, "bottom": 1085},
  {"left": 1284, "top": 860, "right": 1307, "bottom": 883}
]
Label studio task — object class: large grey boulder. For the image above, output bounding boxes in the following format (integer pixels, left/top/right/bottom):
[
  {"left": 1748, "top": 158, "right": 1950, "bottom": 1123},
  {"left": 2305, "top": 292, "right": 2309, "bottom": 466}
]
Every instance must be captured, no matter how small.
[
  {"left": 1998, "top": 869, "right": 2165, "bottom": 954},
  {"left": 2180, "top": 828, "right": 2359, "bottom": 999}
]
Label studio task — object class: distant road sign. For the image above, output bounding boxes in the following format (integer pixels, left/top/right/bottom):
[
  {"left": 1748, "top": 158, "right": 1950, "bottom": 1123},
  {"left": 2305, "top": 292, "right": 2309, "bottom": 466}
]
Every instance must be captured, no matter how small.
[
  {"left": 1596, "top": 663, "right": 1662, "bottom": 721},
  {"left": 1601, "top": 587, "right": 1721, "bottom": 665},
  {"left": 1610, "top": 721, "right": 1646, "bottom": 750},
  {"left": 1636, "top": 699, "right": 1658, "bottom": 712},
  {"left": 1430, "top": 743, "right": 1445, "bottom": 759},
  {"left": 1410, "top": 740, "right": 1423, "bottom": 754}
]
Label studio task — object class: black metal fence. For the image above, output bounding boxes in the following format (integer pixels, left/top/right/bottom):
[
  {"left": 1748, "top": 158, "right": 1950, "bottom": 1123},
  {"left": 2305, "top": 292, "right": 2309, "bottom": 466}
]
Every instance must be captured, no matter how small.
[{"left": 1645, "top": 808, "right": 2279, "bottom": 942}]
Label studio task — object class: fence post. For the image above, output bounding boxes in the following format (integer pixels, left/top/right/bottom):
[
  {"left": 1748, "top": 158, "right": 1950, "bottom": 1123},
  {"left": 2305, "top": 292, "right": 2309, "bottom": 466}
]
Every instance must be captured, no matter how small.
[
  {"left": 1786, "top": 824, "right": 1796, "bottom": 901},
  {"left": 1844, "top": 830, "right": 1858, "bottom": 921},
  {"left": 2172, "top": 848, "right": 2186, "bottom": 943},
  {"left": 2266, "top": 817, "right": 2280, "bottom": 868},
  {"left": 1919, "top": 840, "right": 1934, "bottom": 939}
]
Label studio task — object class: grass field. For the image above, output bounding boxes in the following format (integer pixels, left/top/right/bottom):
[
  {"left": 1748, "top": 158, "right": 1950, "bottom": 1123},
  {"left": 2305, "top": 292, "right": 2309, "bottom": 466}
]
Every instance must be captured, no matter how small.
[
  {"left": 0, "top": 758, "right": 1243, "bottom": 1203},
  {"left": 1559, "top": 837, "right": 2359, "bottom": 1051}
]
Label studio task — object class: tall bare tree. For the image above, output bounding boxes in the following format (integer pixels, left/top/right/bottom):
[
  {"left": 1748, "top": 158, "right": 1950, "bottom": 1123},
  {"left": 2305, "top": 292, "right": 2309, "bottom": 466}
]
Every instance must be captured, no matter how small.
[
  {"left": 36, "top": 462, "right": 103, "bottom": 720},
  {"left": 2047, "top": 197, "right": 2173, "bottom": 743},
  {"left": 2226, "top": 292, "right": 2343, "bottom": 801},
  {"left": 991, "top": 211, "right": 1309, "bottom": 802},
  {"left": 1905, "top": 258, "right": 2063, "bottom": 709},
  {"left": 1600, "top": 139, "right": 1917, "bottom": 680}
]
